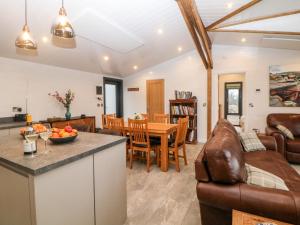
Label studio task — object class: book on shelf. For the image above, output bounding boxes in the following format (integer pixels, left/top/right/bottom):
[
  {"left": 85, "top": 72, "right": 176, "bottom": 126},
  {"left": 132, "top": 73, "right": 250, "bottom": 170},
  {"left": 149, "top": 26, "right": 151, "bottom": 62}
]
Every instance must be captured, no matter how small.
[
  {"left": 170, "top": 105, "right": 195, "bottom": 115},
  {"left": 175, "top": 90, "right": 193, "bottom": 99},
  {"left": 187, "top": 130, "right": 195, "bottom": 142}
]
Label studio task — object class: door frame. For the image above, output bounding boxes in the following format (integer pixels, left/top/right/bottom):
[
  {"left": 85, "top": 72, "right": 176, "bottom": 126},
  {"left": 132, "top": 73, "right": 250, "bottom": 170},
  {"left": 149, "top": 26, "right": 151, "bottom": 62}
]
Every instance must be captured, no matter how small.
[
  {"left": 103, "top": 77, "right": 123, "bottom": 117},
  {"left": 224, "top": 82, "right": 243, "bottom": 119}
]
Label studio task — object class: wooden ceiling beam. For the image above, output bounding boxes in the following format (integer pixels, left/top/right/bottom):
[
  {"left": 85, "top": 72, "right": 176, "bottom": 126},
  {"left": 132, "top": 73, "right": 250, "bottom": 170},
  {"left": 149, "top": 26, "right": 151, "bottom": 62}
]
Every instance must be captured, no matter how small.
[
  {"left": 209, "top": 29, "right": 300, "bottom": 36},
  {"left": 177, "top": 0, "right": 209, "bottom": 69},
  {"left": 211, "top": 9, "right": 300, "bottom": 30},
  {"left": 188, "top": 0, "right": 213, "bottom": 68},
  {"left": 206, "top": 0, "right": 263, "bottom": 30}
]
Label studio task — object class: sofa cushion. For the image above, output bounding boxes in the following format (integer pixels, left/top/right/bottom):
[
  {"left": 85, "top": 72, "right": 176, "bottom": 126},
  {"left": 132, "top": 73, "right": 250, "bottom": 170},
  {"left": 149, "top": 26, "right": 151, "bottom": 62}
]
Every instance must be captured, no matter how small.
[
  {"left": 245, "top": 163, "right": 289, "bottom": 191},
  {"left": 239, "top": 132, "right": 266, "bottom": 152},
  {"left": 286, "top": 138, "right": 300, "bottom": 153},
  {"left": 277, "top": 124, "right": 295, "bottom": 140},
  {"left": 244, "top": 151, "right": 300, "bottom": 192},
  {"left": 205, "top": 131, "right": 247, "bottom": 184}
]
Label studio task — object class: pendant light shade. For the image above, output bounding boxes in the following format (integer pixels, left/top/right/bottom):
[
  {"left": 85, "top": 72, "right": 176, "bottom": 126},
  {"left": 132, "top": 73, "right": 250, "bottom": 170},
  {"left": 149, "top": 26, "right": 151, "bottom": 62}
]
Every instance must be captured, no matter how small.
[
  {"left": 15, "top": 0, "right": 37, "bottom": 50},
  {"left": 51, "top": 0, "right": 75, "bottom": 39}
]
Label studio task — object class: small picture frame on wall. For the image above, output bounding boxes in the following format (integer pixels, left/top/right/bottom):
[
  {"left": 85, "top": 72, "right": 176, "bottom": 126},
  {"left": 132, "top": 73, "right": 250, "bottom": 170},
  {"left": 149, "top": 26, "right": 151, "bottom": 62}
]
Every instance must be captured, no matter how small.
[{"left": 96, "top": 86, "right": 102, "bottom": 95}]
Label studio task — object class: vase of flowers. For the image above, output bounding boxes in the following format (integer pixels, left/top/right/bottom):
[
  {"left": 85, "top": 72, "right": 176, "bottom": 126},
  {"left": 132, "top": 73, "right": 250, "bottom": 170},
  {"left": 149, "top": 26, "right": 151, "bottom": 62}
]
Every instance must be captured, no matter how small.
[{"left": 49, "top": 90, "right": 75, "bottom": 120}]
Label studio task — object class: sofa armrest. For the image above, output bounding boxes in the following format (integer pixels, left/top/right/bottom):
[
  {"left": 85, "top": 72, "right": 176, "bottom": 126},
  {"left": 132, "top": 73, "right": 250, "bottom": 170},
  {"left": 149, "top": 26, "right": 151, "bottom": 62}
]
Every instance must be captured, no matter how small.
[
  {"left": 265, "top": 127, "right": 286, "bottom": 157},
  {"left": 196, "top": 182, "right": 299, "bottom": 224},
  {"left": 239, "top": 184, "right": 299, "bottom": 224},
  {"left": 258, "top": 135, "right": 277, "bottom": 151}
]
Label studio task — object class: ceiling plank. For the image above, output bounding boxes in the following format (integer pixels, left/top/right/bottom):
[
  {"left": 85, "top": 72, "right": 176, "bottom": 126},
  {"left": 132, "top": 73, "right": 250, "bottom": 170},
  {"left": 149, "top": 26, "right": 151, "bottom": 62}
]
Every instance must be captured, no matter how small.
[
  {"left": 206, "top": 0, "right": 263, "bottom": 30},
  {"left": 188, "top": 0, "right": 213, "bottom": 68},
  {"left": 177, "top": 0, "right": 208, "bottom": 69},
  {"left": 211, "top": 9, "right": 300, "bottom": 30},
  {"left": 209, "top": 29, "right": 300, "bottom": 36}
]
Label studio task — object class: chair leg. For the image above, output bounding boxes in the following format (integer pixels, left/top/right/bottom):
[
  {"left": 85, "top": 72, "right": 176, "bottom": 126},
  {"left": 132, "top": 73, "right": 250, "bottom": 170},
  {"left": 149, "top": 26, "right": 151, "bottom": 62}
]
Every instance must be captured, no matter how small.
[
  {"left": 174, "top": 149, "right": 180, "bottom": 172},
  {"left": 130, "top": 149, "right": 133, "bottom": 169},
  {"left": 183, "top": 144, "right": 188, "bottom": 165},
  {"left": 146, "top": 151, "right": 151, "bottom": 172}
]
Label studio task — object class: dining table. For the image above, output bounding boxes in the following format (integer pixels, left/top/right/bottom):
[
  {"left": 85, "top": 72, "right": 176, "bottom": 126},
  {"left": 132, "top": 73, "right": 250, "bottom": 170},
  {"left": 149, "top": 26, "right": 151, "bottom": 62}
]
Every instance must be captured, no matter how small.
[{"left": 123, "top": 122, "right": 178, "bottom": 172}]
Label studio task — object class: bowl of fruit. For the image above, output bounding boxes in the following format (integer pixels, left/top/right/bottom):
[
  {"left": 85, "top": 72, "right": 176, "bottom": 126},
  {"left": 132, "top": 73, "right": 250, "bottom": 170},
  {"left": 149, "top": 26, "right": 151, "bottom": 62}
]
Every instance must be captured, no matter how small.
[
  {"left": 20, "top": 124, "right": 47, "bottom": 138},
  {"left": 49, "top": 126, "right": 78, "bottom": 144}
]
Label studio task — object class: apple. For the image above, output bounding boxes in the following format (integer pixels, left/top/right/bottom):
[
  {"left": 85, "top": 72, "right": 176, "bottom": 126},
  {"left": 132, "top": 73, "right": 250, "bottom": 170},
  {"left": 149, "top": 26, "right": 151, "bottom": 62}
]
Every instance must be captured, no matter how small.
[
  {"left": 64, "top": 126, "right": 73, "bottom": 133},
  {"left": 72, "top": 129, "right": 78, "bottom": 134}
]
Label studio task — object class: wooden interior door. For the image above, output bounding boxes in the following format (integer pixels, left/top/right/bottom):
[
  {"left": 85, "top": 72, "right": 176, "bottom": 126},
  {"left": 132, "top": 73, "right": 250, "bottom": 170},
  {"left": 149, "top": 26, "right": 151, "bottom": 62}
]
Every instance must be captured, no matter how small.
[{"left": 146, "top": 79, "right": 165, "bottom": 122}]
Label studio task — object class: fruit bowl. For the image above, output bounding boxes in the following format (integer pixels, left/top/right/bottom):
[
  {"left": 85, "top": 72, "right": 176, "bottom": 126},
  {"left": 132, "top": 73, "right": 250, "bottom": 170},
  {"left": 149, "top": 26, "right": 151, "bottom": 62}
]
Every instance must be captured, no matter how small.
[
  {"left": 49, "top": 134, "right": 78, "bottom": 144},
  {"left": 49, "top": 126, "right": 78, "bottom": 144}
]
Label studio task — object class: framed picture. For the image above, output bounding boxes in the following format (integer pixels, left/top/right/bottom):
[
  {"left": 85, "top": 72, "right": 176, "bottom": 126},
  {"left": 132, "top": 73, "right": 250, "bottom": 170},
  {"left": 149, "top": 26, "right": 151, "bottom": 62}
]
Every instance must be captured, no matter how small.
[{"left": 269, "top": 66, "right": 300, "bottom": 107}]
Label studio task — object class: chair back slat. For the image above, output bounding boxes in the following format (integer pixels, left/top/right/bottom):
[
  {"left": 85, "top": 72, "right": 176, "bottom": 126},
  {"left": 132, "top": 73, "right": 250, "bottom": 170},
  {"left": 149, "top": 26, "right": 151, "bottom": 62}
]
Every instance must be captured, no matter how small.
[
  {"left": 102, "top": 114, "right": 116, "bottom": 128},
  {"left": 175, "top": 117, "right": 189, "bottom": 146},
  {"left": 128, "top": 119, "right": 150, "bottom": 147},
  {"left": 153, "top": 113, "right": 169, "bottom": 124},
  {"left": 107, "top": 117, "right": 125, "bottom": 136}
]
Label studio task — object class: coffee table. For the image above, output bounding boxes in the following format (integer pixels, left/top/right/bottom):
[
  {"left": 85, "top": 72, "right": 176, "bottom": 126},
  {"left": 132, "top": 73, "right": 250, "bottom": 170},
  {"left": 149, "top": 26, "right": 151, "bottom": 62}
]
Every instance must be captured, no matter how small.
[{"left": 232, "top": 210, "right": 292, "bottom": 225}]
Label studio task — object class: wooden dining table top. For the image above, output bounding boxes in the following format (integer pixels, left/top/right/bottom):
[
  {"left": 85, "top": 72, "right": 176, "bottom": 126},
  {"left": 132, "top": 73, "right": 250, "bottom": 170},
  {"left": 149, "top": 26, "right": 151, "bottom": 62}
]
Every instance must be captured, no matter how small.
[{"left": 123, "top": 122, "right": 178, "bottom": 134}]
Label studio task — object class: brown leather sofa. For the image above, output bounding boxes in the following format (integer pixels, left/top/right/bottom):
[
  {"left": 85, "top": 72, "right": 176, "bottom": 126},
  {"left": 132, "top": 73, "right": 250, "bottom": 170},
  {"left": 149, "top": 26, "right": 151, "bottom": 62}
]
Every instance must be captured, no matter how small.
[
  {"left": 266, "top": 113, "right": 300, "bottom": 164},
  {"left": 195, "top": 119, "right": 300, "bottom": 225}
]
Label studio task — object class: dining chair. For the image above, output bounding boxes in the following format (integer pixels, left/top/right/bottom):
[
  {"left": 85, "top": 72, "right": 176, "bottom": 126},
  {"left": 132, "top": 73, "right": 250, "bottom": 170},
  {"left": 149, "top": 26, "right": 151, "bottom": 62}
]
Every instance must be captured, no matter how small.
[
  {"left": 107, "top": 117, "right": 125, "bottom": 136},
  {"left": 128, "top": 119, "right": 154, "bottom": 172},
  {"left": 102, "top": 113, "right": 116, "bottom": 129},
  {"left": 153, "top": 113, "right": 169, "bottom": 124},
  {"left": 141, "top": 113, "right": 149, "bottom": 120},
  {"left": 157, "top": 117, "right": 189, "bottom": 172}
]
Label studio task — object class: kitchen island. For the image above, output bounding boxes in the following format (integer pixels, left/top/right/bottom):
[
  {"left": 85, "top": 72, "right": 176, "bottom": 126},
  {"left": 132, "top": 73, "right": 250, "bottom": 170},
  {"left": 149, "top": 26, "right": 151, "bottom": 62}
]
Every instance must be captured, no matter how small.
[{"left": 0, "top": 132, "right": 127, "bottom": 225}]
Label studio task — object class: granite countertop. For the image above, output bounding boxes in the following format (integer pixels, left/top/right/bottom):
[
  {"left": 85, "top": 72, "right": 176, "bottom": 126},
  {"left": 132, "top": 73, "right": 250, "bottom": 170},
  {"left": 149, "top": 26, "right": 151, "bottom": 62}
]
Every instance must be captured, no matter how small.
[
  {"left": 0, "top": 122, "right": 27, "bottom": 130},
  {"left": 0, "top": 132, "right": 126, "bottom": 176}
]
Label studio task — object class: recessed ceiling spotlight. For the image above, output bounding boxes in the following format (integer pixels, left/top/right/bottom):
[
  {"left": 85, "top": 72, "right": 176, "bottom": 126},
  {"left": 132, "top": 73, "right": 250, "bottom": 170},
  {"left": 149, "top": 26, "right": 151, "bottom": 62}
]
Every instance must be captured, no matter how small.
[
  {"left": 42, "top": 36, "right": 49, "bottom": 43},
  {"left": 227, "top": 2, "right": 233, "bottom": 9},
  {"left": 149, "top": 71, "right": 153, "bottom": 74},
  {"left": 157, "top": 28, "right": 163, "bottom": 35},
  {"left": 177, "top": 46, "right": 183, "bottom": 52},
  {"left": 133, "top": 65, "right": 138, "bottom": 70},
  {"left": 103, "top": 56, "right": 110, "bottom": 61},
  {"left": 241, "top": 38, "right": 247, "bottom": 43}
]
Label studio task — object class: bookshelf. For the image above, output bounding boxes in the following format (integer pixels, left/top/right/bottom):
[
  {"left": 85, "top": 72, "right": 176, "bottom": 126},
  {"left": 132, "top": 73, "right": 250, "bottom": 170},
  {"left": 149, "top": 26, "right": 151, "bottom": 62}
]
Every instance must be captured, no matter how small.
[{"left": 169, "top": 99, "right": 197, "bottom": 144}]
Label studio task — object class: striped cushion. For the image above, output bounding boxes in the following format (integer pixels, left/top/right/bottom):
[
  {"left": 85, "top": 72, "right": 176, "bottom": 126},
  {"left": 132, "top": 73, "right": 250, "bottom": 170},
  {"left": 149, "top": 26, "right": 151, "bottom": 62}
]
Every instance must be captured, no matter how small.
[
  {"left": 239, "top": 132, "right": 266, "bottom": 152},
  {"left": 276, "top": 124, "right": 295, "bottom": 140},
  {"left": 245, "top": 163, "right": 289, "bottom": 191}
]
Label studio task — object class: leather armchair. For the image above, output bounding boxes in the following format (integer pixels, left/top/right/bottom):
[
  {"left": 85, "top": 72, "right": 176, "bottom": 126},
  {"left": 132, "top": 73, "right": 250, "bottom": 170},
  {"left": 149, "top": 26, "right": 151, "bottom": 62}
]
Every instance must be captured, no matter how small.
[{"left": 266, "top": 113, "right": 300, "bottom": 164}]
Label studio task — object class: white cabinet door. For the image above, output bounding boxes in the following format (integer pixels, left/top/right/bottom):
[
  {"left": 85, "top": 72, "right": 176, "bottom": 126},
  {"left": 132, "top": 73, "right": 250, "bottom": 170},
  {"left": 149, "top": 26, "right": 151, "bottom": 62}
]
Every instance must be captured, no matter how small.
[
  {"left": 34, "top": 156, "right": 95, "bottom": 225},
  {"left": 0, "top": 166, "right": 32, "bottom": 225},
  {"left": 94, "top": 143, "right": 127, "bottom": 225}
]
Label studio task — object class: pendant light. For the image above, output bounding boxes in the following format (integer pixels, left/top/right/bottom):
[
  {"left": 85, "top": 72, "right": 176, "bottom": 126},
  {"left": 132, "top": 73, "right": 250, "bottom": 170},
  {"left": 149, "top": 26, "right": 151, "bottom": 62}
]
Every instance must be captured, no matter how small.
[
  {"left": 15, "top": 0, "right": 37, "bottom": 50},
  {"left": 51, "top": 0, "right": 75, "bottom": 39}
]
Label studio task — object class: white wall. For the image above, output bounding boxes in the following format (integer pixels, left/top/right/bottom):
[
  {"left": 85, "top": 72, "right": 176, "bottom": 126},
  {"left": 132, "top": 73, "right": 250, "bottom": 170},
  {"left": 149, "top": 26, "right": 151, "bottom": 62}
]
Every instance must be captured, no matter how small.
[
  {"left": 124, "top": 45, "right": 300, "bottom": 142},
  {"left": 0, "top": 57, "right": 112, "bottom": 128},
  {"left": 124, "top": 51, "right": 207, "bottom": 142}
]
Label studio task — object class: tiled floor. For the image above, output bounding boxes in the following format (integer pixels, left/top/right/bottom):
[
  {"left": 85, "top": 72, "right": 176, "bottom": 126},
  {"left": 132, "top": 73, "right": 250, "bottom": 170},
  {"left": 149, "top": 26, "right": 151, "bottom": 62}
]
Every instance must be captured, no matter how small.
[
  {"left": 125, "top": 144, "right": 202, "bottom": 225},
  {"left": 125, "top": 144, "right": 300, "bottom": 225}
]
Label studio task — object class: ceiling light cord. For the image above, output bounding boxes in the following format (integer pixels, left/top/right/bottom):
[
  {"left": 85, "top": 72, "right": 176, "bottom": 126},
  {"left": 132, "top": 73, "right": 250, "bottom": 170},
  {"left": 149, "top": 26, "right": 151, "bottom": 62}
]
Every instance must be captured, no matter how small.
[{"left": 25, "top": 0, "right": 27, "bottom": 25}]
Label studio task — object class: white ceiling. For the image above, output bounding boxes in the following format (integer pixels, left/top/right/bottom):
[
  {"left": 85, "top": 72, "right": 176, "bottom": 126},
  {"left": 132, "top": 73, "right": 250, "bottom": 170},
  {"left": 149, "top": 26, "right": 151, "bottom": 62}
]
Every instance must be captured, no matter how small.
[{"left": 0, "top": 0, "right": 299, "bottom": 76}]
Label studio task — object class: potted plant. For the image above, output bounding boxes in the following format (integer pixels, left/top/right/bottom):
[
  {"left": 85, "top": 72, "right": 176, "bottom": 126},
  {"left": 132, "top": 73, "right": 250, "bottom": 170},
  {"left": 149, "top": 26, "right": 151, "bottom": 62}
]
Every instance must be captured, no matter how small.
[{"left": 49, "top": 90, "right": 75, "bottom": 120}]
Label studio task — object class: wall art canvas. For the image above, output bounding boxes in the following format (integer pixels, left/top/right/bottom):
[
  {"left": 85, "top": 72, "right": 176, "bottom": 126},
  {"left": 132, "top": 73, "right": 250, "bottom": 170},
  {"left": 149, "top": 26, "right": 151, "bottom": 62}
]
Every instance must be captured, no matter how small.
[{"left": 269, "top": 65, "right": 300, "bottom": 107}]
